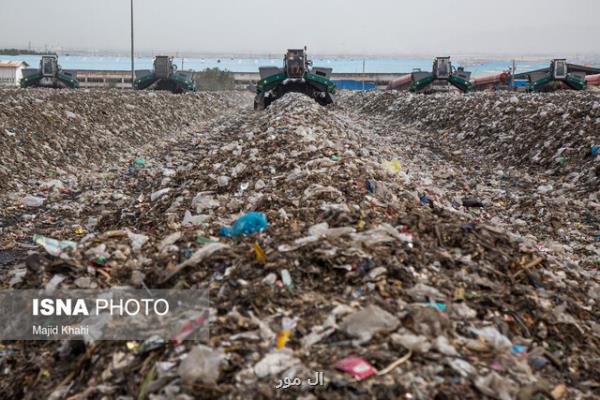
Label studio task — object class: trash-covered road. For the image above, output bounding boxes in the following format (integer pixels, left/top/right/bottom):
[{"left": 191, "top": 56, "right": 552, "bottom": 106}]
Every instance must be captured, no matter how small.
[{"left": 0, "top": 88, "right": 599, "bottom": 399}]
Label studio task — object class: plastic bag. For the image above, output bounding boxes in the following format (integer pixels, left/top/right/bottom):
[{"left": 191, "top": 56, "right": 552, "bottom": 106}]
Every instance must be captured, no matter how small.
[{"left": 220, "top": 211, "right": 268, "bottom": 237}]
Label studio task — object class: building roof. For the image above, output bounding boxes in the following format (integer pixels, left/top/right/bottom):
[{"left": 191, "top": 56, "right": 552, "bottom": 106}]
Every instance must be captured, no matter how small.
[{"left": 0, "top": 60, "right": 30, "bottom": 68}]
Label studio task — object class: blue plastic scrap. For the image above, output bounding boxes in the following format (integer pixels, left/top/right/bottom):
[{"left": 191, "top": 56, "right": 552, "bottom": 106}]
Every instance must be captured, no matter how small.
[
  {"left": 219, "top": 211, "right": 268, "bottom": 237},
  {"left": 512, "top": 344, "right": 527, "bottom": 354}
]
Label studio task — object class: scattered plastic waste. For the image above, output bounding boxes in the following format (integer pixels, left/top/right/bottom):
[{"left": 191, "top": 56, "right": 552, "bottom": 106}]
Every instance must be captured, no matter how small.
[
  {"left": 20, "top": 195, "right": 45, "bottom": 207},
  {"left": 423, "top": 301, "right": 447, "bottom": 311},
  {"left": 280, "top": 269, "right": 293, "bottom": 289},
  {"left": 171, "top": 315, "right": 207, "bottom": 344},
  {"left": 511, "top": 344, "right": 527, "bottom": 354},
  {"left": 32, "top": 234, "right": 77, "bottom": 257},
  {"left": 335, "top": 356, "right": 377, "bottom": 380},
  {"left": 471, "top": 326, "right": 512, "bottom": 352},
  {"left": 251, "top": 241, "right": 266, "bottom": 264},
  {"left": 382, "top": 159, "right": 402, "bottom": 173},
  {"left": 126, "top": 231, "right": 149, "bottom": 251},
  {"left": 391, "top": 332, "right": 432, "bottom": 353},
  {"left": 217, "top": 175, "right": 230, "bottom": 187},
  {"left": 1, "top": 88, "right": 598, "bottom": 399},
  {"left": 178, "top": 345, "right": 225, "bottom": 385},
  {"left": 274, "top": 317, "right": 297, "bottom": 349},
  {"left": 182, "top": 210, "right": 209, "bottom": 226},
  {"left": 254, "top": 349, "right": 301, "bottom": 378},
  {"left": 340, "top": 305, "right": 399, "bottom": 343},
  {"left": 150, "top": 188, "right": 171, "bottom": 202},
  {"left": 220, "top": 211, "right": 268, "bottom": 237}
]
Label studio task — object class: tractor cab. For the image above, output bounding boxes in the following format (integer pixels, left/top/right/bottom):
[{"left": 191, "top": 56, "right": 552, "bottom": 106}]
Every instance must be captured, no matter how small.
[
  {"left": 284, "top": 49, "right": 307, "bottom": 78},
  {"left": 41, "top": 56, "right": 58, "bottom": 77},
  {"left": 154, "top": 56, "right": 175, "bottom": 79},
  {"left": 552, "top": 59, "right": 568, "bottom": 80},
  {"left": 433, "top": 57, "right": 451, "bottom": 79}
]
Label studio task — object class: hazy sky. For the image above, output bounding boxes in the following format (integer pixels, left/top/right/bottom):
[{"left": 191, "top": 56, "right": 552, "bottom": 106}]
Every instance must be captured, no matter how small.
[{"left": 1, "top": 0, "right": 599, "bottom": 56}]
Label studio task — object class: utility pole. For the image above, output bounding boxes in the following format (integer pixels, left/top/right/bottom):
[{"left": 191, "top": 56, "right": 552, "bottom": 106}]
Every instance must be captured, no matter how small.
[
  {"left": 130, "top": 0, "right": 135, "bottom": 88},
  {"left": 362, "top": 59, "right": 365, "bottom": 91},
  {"left": 511, "top": 59, "right": 516, "bottom": 92}
]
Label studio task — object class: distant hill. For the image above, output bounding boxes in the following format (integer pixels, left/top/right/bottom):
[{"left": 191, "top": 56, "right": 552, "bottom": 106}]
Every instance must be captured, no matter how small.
[{"left": 0, "top": 49, "right": 55, "bottom": 56}]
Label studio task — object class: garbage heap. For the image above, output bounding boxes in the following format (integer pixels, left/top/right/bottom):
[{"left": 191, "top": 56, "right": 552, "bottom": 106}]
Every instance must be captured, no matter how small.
[
  {"left": 0, "top": 92, "right": 597, "bottom": 399},
  {"left": 342, "top": 90, "right": 600, "bottom": 191},
  {"left": 339, "top": 90, "right": 600, "bottom": 273},
  {"left": 0, "top": 89, "right": 245, "bottom": 191}
]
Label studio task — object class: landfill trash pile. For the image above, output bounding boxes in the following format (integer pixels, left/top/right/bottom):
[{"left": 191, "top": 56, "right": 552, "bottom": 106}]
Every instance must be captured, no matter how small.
[
  {"left": 341, "top": 90, "right": 600, "bottom": 272},
  {"left": 343, "top": 90, "right": 600, "bottom": 186},
  {"left": 0, "top": 88, "right": 245, "bottom": 191},
  {"left": 0, "top": 89, "right": 599, "bottom": 399}
]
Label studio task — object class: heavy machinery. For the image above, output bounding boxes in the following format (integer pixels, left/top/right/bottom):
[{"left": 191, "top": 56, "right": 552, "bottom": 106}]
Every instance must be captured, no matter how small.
[
  {"left": 254, "top": 48, "right": 335, "bottom": 110},
  {"left": 20, "top": 55, "right": 79, "bottom": 89},
  {"left": 515, "top": 59, "right": 600, "bottom": 92},
  {"left": 409, "top": 57, "right": 474, "bottom": 93},
  {"left": 529, "top": 59, "right": 586, "bottom": 91},
  {"left": 134, "top": 56, "right": 196, "bottom": 93}
]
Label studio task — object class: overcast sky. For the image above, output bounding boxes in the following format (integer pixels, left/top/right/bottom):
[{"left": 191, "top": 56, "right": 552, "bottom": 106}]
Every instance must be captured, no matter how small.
[{"left": 0, "top": 0, "right": 599, "bottom": 56}]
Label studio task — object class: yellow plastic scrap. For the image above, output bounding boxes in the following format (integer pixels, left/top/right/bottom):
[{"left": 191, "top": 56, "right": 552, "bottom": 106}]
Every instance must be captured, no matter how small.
[
  {"left": 356, "top": 220, "right": 366, "bottom": 230},
  {"left": 275, "top": 329, "right": 292, "bottom": 349},
  {"left": 126, "top": 341, "right": 139, "bottom": 352},
  {"left": 252, "top": 241, "right": 266, "bottom": 264},
  {"left": 383, "top": 159, "right": 402, "bottom": 174},
  {"left": 74, "top": 226, "right": 85, "bottom": 235},
  {"left": 274, "top": 317, "right": 297, "bottom": 349}
]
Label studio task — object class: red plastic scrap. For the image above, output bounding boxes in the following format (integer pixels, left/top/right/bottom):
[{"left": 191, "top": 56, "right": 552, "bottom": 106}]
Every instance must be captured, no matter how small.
[
  {"left": 171, "top": 315, "right": 206, "bottom": 344},
  {"left": 335, "top": 356, "right": 377, "bottom": 379}
]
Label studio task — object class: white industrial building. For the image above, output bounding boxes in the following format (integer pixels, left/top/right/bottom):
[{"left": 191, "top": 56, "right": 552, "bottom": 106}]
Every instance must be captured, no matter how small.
[{"left": 0, "top": 60, "right": 29, "bottom": 86}]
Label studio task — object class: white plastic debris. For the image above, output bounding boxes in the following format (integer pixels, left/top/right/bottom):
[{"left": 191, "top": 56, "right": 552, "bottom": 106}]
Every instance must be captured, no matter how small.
[
  {"left": 340, "top": 305, "right": 399, "bottom": 343},
  {"left": 253, "top": 349, "right": 302, "bottom": 378},
  {"left": 21, "top": 195, "right": 45, "bottom": 207},
  {"left": 127, "top": 231, "right": 149, "bottom": 251},
  {"left": 178, "top": 345, "right": 226, "bottom": 385},
  {"left": 150, "top": 188, "right": 171, "bottom": 202}
]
